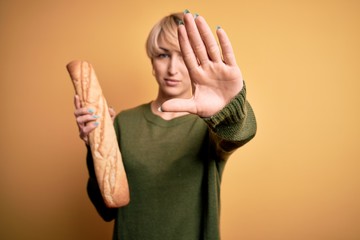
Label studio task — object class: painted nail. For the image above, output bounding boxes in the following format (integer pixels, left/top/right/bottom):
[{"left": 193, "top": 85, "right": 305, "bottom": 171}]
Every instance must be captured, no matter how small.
[
  {"left": 93, "top": 122, "right": 99, "bottom": 126},
  {"left": 194, "top": 13, "right": 199, "bottom": 19},
  {"left": 184, "top": 9, "right": 190, "bottom": 14},
  {"left": 157, "top": 106, "right": 163, "bottom": 112},
  {"left": 216, "top": 25, "right": 221, "bottom": 30},
  {"left": 88, "top": 108, "right": 94, "bottom": 113},
  {"left": 92, "top": 115, "right": 100, "bottom": 119},
  {"left": 177, "top": 20, "right": 184, "bottom": 25}
]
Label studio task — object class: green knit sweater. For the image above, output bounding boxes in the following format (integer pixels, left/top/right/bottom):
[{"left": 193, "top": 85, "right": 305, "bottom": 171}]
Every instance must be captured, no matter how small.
[{"left": 86, "top": 85, "right": 257, "bottom": 240}]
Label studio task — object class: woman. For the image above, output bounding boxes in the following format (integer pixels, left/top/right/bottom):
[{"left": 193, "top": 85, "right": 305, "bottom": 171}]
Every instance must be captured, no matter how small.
[{"left": 74, "top": 10, "right": 256, "bottom": 240}]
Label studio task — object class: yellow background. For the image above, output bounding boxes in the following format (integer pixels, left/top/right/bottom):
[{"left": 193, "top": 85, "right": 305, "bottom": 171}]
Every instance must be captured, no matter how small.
[{"left": 1, "top": 0, "right": 359, "bottom": 239}]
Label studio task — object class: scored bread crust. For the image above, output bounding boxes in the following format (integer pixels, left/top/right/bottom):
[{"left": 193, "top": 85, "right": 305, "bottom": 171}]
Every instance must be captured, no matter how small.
[{"left": 67, "top": 60, "right": 129, "bottom": 207}]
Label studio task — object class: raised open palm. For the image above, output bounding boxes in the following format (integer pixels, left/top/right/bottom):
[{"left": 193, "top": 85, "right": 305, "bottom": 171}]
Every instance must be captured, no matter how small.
[{"left": 161, "top": 11, "right": 244, "bottom": 117}]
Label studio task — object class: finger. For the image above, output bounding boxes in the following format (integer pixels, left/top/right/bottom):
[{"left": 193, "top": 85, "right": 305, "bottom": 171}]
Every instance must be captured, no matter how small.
[
  {"left": 216, "top": 27, "right": 237, "bottom": 66},
  {"left": 178, "top": 24, "right": 198, "bottom": 71},
  {"left": 195, "top": 15, "right": 222, "bottom": 62},
  {"left": 108, "top": 107, "right": 116, "bottom": 122},
  {"left": 80, "top": 121, "right": 99, "bottom": 144},
  {"left": 74, "top": 107, "right": 96, "bottom": 118},
  {"left": 76, "top": 114, "right": 100, "bottom": 126},
  {"left": 108, "top": 106, "right": 116, "bottom": 118},
  {"left": 82, "top": 121, "right": 99, "bottom": 134},
  {"left": 161, "top": 98, "right": 197, "bottom": 114},
  {"left": 183, "top": 11, "right": 209, "bottom": 65}
]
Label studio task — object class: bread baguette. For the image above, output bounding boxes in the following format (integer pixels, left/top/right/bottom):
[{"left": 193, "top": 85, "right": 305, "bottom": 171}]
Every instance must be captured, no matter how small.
[{"left": 67, "top": 60, "right": 129, "bottom": 208}]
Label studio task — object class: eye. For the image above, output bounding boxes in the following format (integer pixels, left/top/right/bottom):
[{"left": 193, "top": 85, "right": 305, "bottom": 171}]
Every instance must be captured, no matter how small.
[{"left": 157, "top": 53, "right": 170, "bottom": 59}]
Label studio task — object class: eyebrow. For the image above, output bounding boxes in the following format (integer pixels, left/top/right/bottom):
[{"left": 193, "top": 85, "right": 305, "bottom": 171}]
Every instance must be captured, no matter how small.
[
  {"left": 159, "top": 47, "right": 182, "bottom": 55},
  {"left": 159, "top": 47, "right": 170, "bottom": 52}
]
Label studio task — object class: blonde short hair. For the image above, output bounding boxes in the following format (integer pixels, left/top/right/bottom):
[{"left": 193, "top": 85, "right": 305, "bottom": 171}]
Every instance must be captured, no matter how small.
[{"left": 145, "top": 12, "right": 183, "bottom": 59}]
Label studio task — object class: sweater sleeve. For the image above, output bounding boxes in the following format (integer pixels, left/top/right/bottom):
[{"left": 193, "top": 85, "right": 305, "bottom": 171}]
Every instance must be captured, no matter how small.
[
  {"left": 203, "top": 82, "right": 257, "bottom": 153},
  {"left": 86, "top": 145, "right": 117, "bottom": 222}
]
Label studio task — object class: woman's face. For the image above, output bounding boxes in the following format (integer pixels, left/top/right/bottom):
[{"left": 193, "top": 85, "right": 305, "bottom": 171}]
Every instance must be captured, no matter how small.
[{"left": 152, "top": 35, "right": 192, "bottom": 100}]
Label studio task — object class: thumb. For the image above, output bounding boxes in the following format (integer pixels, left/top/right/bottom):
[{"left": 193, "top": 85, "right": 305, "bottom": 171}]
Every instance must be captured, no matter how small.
[
  {"left": 161, "top": 98, "right": 197, "bottom": 114},
  {"left": 108, "top": 106, "right": 116, "bottom": 122}
]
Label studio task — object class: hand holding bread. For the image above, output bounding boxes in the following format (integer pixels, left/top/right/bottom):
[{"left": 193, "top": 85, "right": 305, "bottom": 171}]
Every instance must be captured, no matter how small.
[{"left": 67, "top": 60, "right": 129, "bottom": 208}]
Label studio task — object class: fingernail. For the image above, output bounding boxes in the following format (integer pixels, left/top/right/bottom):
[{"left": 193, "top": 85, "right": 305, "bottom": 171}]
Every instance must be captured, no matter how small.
[
  {"left": 184, "top": 9, "right": 190, "bottom": 14},
  {"left": 93, "top": 122, "right": 99, "bottom": 126},
  {"left": 157, "top": 106, "right": 163, "bottom": 112},
  {"left": 194, "top": 13, "right": 199, "bottom": 19},
  {"left": 216, "top": 25, "right": 221, "bottom": 30},
  {"left": 177, "top": 20, "right": 184, "bottom": 25},
  {"left": 92, "top": 115, "right": 100, "bottom": 119},
  {"left": 88, "top": 108, "right": 94, "bottom": 113}
]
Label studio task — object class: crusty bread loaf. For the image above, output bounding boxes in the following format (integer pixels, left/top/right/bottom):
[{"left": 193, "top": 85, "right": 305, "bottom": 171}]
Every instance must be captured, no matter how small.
[{"left": 67, "top": 60, "right": 129, "bottom": 207}]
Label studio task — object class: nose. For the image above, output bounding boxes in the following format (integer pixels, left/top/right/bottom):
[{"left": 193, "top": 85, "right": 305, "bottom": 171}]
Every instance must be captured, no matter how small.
[{"left": 168, "top": 56, "right": 179, "bottom": 75}]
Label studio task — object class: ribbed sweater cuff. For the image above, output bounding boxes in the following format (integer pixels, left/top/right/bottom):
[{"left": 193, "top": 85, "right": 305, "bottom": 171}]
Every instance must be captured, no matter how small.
[{"left": 203, "top": 82, "right": 247, "bottom": 130}]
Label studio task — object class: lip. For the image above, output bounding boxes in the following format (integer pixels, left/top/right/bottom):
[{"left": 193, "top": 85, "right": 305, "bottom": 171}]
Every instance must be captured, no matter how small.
[{"left": 164, "top": 78, "right": 181, "bottom": 86}]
